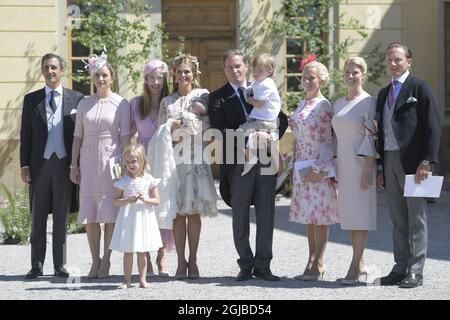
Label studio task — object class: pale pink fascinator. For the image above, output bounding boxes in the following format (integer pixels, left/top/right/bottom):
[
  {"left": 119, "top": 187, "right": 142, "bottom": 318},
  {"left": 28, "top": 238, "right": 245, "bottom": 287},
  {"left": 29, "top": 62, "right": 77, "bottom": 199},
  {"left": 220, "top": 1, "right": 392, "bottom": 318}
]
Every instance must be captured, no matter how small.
[
  {"left": 144, "top": 59, "right": 169, "bottom": 83},
  {"left": 82, "top": 46, "right": 108, "bottom": 75}
]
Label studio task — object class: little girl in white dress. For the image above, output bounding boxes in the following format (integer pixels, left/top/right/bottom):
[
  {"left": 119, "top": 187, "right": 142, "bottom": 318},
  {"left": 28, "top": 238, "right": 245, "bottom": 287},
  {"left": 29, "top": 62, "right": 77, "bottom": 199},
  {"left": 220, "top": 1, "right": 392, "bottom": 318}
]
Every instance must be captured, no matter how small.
[{"left": 110, "top": 144, "right": 163, "bottom": 289}]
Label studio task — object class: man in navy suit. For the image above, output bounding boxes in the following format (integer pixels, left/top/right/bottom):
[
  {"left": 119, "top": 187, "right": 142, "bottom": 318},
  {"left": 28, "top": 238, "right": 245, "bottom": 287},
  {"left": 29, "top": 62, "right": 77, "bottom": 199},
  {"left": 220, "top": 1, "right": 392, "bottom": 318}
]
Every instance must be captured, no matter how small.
[
  {"left": 375, "top": 42, "right": 441, "bottom": 288},
  {"left": 209, "top": 49, "right": 287, "bottom": 281},
  {"left": 20, "top": 53, "right": 83, "bottom": 279}
]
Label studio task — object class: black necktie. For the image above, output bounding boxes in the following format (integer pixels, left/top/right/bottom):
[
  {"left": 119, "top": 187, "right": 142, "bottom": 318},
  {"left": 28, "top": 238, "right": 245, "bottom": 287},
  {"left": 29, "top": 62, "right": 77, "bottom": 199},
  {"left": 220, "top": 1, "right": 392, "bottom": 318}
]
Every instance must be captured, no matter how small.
[
  {"left": 237, "top": 87, "right": 253, "bottom": 114},
  {"left": 49, "top": 90, "right": 57, "bottom": 113}
]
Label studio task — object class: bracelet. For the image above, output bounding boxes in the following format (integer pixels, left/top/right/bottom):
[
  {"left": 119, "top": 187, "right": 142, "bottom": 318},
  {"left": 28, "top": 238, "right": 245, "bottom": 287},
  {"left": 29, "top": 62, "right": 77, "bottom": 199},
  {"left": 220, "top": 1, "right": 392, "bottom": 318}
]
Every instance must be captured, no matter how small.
[
  {"left": 312, "top": 166, "right": 321, "bottom": 174},
  {"left": 69, "top": 165, "right": 79, "bottom": 169}
]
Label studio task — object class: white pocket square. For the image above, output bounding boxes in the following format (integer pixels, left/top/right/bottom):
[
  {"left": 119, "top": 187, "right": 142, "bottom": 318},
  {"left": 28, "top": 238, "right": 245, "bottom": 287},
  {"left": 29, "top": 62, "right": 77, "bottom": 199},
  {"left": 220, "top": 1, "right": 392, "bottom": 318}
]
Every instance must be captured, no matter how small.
[
  {"left": 406, "top": 97, "right": 418, "bottom": 103},
  {"left": 70, "top": 109, "right": 77, "bottom": 114}
]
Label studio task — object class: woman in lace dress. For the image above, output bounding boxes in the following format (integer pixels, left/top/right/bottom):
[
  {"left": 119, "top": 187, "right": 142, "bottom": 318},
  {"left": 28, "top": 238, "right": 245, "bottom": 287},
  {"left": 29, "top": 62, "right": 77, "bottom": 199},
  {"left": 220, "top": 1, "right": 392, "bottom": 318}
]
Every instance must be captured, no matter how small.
[
  {"left": 289, "top": 59, "right": 338, "bottom": 281},
  {"left": 159, "top": 53, "right": 217, "bottom": 279}
]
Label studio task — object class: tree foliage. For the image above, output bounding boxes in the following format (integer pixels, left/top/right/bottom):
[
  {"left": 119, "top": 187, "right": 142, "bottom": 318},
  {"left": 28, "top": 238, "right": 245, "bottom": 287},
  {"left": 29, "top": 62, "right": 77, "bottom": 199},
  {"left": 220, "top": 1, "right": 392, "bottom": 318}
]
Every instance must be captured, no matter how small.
[
  {"left": 266, "top": 0, "right": 385, "bottom": 111},
  {"left": 68, "top": 0, "right": 166, "bottom": 92}
]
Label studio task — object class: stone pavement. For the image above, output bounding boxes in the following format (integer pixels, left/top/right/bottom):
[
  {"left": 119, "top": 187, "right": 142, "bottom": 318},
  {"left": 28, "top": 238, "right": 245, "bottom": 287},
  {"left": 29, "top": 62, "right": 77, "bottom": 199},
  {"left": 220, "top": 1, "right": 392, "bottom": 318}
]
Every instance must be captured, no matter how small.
[{"left": 0, "top": 189, "right": 449, "bottom": 300}]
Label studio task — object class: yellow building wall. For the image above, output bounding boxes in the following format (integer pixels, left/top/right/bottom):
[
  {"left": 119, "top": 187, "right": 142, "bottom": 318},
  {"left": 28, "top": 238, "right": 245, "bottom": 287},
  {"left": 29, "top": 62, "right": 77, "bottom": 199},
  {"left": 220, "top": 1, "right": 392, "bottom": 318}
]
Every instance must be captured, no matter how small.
[
  {"left": 0, "top": 0, "right": 62, "bottom": 191},
  {"left": 340, "top": 0, "right": 449, "bottom": 173}
]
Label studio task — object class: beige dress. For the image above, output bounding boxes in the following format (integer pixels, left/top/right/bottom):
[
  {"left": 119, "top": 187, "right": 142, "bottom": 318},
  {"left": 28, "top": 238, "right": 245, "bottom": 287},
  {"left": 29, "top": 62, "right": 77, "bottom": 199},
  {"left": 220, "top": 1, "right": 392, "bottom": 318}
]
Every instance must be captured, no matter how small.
[{"left": 332, "top": 93, "right": 379, "bottom": 230}]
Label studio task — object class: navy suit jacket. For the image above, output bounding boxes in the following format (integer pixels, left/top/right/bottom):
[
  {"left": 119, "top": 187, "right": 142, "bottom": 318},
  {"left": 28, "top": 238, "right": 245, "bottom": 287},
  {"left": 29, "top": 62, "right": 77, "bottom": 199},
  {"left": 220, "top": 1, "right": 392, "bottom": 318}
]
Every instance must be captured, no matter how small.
[
  {"left": 209, "top": 82, "right": 288, "bottom": 206},
  {"left": 376, "top": 74, "right": 441, "bottom": 174}
]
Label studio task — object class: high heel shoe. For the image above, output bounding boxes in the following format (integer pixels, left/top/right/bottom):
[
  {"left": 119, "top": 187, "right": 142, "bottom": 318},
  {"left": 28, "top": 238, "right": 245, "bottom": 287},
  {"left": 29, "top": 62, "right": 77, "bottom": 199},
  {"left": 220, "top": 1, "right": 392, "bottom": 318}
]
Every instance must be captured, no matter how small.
[
  {"left": 187, "top": 261, "right": 200, "bottom": 279},
  {"left": 86, "top": 258, "right": 101, "bottom": 279},
  {"left": 97, "top": 260, "right": 111, "bottom": 279},
  {"left": 300, "top": 270, "right": 325, "bottom": 281},
  {"left": 339, "top": 269, "right": 368, "bottom": 285},
  {"left": 174, "top": 261, "right": 188, "bottom": 280}
]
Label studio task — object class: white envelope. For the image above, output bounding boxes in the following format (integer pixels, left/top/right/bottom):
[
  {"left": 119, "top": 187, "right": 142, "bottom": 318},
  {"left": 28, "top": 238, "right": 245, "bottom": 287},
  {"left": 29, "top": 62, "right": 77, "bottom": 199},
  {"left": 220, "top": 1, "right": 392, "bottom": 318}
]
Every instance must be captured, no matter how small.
[{"left": 403, "top": 174, "right": 444, "bottom": 198}]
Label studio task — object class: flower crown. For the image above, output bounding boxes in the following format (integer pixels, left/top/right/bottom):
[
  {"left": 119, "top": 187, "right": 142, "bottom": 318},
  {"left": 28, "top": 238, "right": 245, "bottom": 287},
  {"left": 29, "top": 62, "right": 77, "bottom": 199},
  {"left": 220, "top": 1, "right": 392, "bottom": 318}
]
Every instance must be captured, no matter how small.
[
  {"left": 173, "top": 52, "right": 201, "bottom": 74},
  {"left": 299, "top": 53, "right": 319, "bottom": 72},
  {"left": 82, "top": 46, "right": 108, "bottom": 74}
]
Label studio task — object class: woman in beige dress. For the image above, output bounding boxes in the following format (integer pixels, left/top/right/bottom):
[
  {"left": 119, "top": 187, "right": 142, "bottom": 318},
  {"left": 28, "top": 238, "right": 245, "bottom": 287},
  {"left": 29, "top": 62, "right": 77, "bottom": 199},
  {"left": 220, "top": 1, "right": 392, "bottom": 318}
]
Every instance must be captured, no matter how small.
[{"left": 331, "top": 57, "right": 379, "bottom": 284}]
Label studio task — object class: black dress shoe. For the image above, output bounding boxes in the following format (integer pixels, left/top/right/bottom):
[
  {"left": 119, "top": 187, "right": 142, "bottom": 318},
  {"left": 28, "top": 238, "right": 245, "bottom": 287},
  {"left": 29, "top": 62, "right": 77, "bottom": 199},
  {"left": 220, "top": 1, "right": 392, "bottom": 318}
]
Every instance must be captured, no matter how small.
[
  {"left": 25, "top": 268, "right": 43, "bottom": 280},
  {"left": 235, "top": 270, "right": 253, "bottom": 282},
  {"left": 399, "top": 273, "right": 423, "bottom": 288},
  {"left": 253, "top": 268, "right": 280, "bottom": 281},
  {"left": 54, "top": 266, "right": 70, "bottom": 278},
  {"left": 377, "top": 271, "right": 406, "bottom": 286}
]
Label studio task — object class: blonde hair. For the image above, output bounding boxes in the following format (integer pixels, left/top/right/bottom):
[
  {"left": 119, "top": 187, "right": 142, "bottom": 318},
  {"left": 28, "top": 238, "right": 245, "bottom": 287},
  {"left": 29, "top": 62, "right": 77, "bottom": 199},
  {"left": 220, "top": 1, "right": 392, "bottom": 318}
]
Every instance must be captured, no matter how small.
[
  {"left": 344, "top": 57, "right": 368, "bottom": 81},
  {"left": 303, "top": 61, "right": 329, "bottom": 87},
  {"left": 172, "top": 53, "right": 201, "bottom": 94},
  {"left": 121, "top": 144, "right": 149, "bottom": 177},
  {"left": 252, "top": 53, "right": 275, "bottom": 77}
]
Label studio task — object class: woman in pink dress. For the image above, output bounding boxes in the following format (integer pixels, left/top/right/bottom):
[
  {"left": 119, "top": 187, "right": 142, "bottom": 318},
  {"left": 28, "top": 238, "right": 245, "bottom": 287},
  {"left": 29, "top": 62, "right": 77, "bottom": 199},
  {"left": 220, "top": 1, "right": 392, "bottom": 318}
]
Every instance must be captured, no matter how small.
[
  {"left": 129, "top": 59, "right": 175, "bottom": 277},
  {"left": 70, "top": 55, "right": 130, "bottom": 278},
  {"left": 289, "top": 58, "right": 338, "bottom": 281}
]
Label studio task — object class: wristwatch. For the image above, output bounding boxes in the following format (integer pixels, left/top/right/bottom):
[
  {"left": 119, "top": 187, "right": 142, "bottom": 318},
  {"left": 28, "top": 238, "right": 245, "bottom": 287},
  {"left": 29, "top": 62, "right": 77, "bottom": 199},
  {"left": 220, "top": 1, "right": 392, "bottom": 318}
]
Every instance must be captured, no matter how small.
[{"left": 421, "top": 160, "right": 430, "bottom": 166}]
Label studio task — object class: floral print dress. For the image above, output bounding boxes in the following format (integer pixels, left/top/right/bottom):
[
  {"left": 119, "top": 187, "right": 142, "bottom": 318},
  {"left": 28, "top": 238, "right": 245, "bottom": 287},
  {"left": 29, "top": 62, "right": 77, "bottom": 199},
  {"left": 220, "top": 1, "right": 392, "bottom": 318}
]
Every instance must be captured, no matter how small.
[
  {"left": 158, "top": 89, "right": 218, "bottom": 217},
  {"left": 289, "top": 96, "right": 339, "bottom": 225}
]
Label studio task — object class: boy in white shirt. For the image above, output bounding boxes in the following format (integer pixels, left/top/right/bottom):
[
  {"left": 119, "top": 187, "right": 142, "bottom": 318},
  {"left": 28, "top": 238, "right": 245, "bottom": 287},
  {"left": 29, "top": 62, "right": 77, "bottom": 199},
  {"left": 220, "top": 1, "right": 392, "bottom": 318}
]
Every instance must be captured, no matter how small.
[{"left": 239, "top": 53, "right": 282, "bottom": 176}]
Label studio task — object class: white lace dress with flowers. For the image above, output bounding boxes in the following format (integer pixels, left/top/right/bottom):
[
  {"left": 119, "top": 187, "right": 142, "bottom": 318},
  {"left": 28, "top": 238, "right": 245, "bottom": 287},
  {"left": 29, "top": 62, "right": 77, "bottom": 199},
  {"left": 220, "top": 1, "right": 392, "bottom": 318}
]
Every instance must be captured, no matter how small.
[
  {"left": 289, "top": 96, "right": 339, "bottom": 225},
  {"left": 158, "top": 89, "right": 218, "bottom": 217},
  {"left": 110, "top": 174, "right": 163, "bottom": 252}
]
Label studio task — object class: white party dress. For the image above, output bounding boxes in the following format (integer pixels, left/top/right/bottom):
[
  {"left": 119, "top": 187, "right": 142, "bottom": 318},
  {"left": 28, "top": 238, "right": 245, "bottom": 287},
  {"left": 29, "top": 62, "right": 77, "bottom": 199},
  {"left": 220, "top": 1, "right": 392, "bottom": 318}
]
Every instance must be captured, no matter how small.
[{"left": 110, "top": 174, "right": 163, "bottom": 252}]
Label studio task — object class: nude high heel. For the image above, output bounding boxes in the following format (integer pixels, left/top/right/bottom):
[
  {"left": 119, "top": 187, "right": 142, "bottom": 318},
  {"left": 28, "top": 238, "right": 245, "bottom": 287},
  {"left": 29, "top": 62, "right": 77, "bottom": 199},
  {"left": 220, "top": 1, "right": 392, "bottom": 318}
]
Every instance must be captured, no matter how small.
[
  {"left": 301, "top": 270, "right": 325, "bottom": 281},
  {"left": 339, "top": 269, "right": 368, "bottom": 285}
]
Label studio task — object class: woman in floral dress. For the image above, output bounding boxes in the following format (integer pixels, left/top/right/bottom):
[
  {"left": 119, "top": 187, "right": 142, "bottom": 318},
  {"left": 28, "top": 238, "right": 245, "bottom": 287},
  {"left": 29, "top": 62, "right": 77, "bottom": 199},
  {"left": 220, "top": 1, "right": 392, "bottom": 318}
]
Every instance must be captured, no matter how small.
[{"left": 289, "top": 58, "right": 338, "bottom": 281}]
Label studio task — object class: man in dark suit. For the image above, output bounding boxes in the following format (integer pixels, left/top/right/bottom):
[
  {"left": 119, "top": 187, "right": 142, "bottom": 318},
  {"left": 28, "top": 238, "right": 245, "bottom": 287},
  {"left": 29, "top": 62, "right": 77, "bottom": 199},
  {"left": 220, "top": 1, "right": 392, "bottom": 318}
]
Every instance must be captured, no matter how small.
[
  {"left": 375, "top": 42, "right": 441, "bottom": 288},
  {"left": 20, "top": 53, "right": 84, "bottom": 279},
  {"left": 209, "top": 49, "right": 288, "bottom": 281}
]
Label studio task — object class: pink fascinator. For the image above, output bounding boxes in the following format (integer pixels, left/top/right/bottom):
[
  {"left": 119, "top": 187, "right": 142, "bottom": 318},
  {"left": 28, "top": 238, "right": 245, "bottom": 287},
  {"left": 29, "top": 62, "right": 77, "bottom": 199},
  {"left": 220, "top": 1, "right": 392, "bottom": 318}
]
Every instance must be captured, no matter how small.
[
  {"left": 299, "top": 53, "right": 319, "bottom": 72},
  {"left": 82, "top": 46, "right": 108, "bottom": 74},
  {"left": 144, "top": 59, "right": 169, "bottom": 82}
]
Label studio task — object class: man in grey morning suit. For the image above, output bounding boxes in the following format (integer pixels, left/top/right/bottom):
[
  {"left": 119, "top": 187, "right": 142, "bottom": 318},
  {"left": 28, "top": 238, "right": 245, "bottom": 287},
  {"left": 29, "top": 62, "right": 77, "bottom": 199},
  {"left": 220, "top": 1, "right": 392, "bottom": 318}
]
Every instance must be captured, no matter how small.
[
  {"left": 209, "top": 49, "right": 287, "bottom": 281},
  {"left": 375, "top": 43, "right": 441, "bottom": 288},
  {"left": 20, "top": 53, "right": 83, "bottom": 279}
]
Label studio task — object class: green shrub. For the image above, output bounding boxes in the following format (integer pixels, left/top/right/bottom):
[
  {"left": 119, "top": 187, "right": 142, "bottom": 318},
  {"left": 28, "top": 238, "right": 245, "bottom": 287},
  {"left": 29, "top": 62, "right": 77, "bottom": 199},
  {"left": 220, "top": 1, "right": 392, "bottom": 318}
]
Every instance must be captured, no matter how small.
[
  {"left": 0, "top": 182, "right": 32, "bottom": 244},
  {"left": 67, "top": 213, "right": 86, "bottom": 234}
]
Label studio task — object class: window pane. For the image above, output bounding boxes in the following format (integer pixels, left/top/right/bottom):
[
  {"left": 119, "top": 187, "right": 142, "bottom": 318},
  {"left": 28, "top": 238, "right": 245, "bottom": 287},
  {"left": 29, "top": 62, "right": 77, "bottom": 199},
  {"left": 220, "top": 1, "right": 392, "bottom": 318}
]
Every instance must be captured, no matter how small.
[
  {"left": 72, "top": 41, "right": 90, "bottom": 57},
  {"left": 287, "top": 57, "right": 301, "bottom": 74},
  {"left": 73, "top": 78, "right": 91, "bottom": 96},
  {"left": 287, "top": 76, "right": 301, "bottom": 92},
  {"left": 72, "top": 60, "right": 87, "bottom": 75},
  {"left": 287, "top": 39, "right": 304, "bottom": 55}
]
